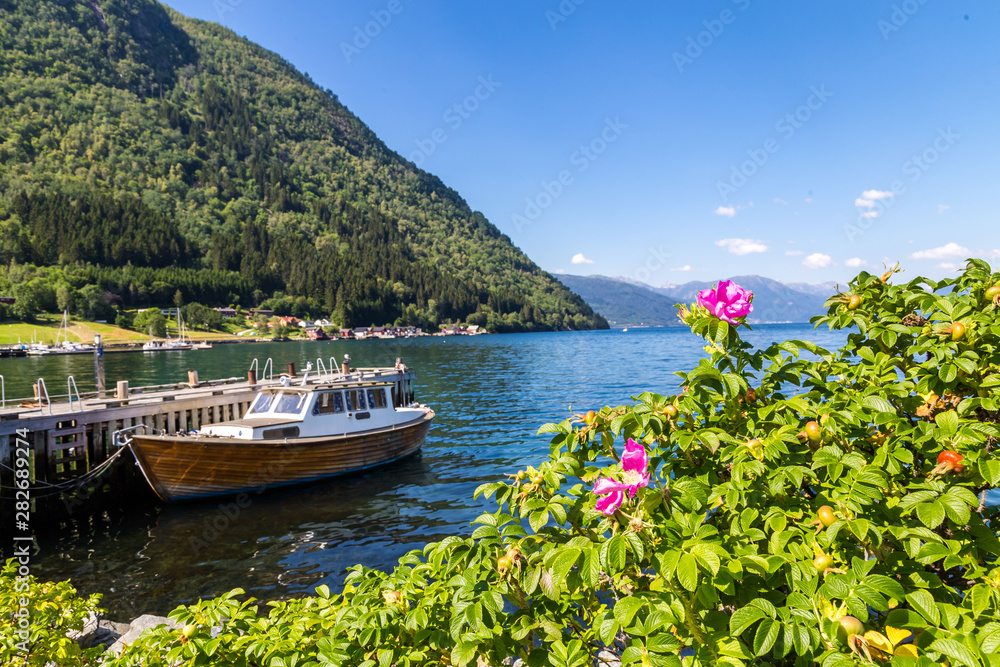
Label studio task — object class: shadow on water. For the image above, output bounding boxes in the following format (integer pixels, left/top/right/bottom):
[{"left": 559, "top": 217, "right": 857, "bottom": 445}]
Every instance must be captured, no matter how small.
[{"left": 4, "top": 325, "right": 857, "bottom": 617}]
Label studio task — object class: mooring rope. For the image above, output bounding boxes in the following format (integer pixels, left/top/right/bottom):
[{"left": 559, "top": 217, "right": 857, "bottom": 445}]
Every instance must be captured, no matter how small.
[{"left": 0, "top": 445, "right": 130, "bottom": 499}]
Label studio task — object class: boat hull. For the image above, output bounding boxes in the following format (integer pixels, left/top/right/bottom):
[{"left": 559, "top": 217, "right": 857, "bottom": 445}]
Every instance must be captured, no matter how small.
[{"left": 128, "top": 411, "right": 433, "bottom": 501}]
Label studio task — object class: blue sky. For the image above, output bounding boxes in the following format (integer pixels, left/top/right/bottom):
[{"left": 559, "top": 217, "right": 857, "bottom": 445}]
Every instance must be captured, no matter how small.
[{"left": 163, "top": 0, "right": 998, "bottom": 286}]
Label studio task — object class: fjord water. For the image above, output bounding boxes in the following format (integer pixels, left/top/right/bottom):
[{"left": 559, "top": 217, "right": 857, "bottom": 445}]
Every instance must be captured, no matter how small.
[{"left": 8, "top": 325, "right": 851, "bottom": 618}]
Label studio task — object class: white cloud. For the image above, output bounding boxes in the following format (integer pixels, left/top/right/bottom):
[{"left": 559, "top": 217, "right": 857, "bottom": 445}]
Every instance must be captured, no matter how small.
[
  {"left": 855, "top": 198, "right": 875, "bottom": 208},
  {"left": 571, "top": 253, "right": 595, "bottom": 265},
  {"left": 804, "top": 197, "right": 813, "bottom": 203},
  {"left": 552, "top": 268, "right": 566, "bottom": 274},
  {"left": 773, "top": 198, "right": 789, "bottom": 205},
  {"left": 715, "top": 238, "right": 768, "bottom": 255},
  {"left": 785, "top": 250, "right": 803, "bottom": 256},
  {"left": 860, "top": 211, "right": 879, "bottom": 219},
  {"left": 671, "top": 265, "right": 692, "bottom": 272},
  {"left": 937, "top": 204, "right": 950, "bottom": 214},
  {"left": 862, "top": 189, "right": 893, "bottom": 200},
  {"left": 803, "top": 253, "right": 833, "bottom": 269},
  {"left": 714, "top": 205, "right": 736, "bottom": 218},
  {"left": 911, "top": 242, "right": 969, "bottom": 260},
  {"left": 937, "top": 262, "right": 959, "bottom": 270},
  {"left": 987, "top": 249, "right": 1000, "bottom": 259},
  {"left": 845, "top": 257, "right": 866, "bottom": 268}
]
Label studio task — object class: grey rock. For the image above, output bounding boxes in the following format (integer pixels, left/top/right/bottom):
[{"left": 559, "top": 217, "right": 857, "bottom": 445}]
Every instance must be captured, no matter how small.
[
  {"left": 594, "top": 648, "right": 621, "bottom": 667},
  {"left": 68, "top": 612, "right": 130, "bottom": 650},
  {"left": 67, "top": 611, "right": 100, "bottom": 648},
  {"left": 92, "top": 620, "right": 130, "bottom": 649},
  {"left": 106, "top": 614, "right": 181, "bottom": 655}
]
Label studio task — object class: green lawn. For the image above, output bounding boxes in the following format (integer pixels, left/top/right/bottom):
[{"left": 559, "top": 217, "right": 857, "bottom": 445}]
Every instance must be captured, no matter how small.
[{"left": 0, "top": 315, "right": 252, "bottom": 345}]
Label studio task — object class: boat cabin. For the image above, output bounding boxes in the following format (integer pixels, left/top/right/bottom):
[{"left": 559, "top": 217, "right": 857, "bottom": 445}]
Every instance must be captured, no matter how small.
[{"left": 198, "top": 381, "right": 416, "bottom": 440}]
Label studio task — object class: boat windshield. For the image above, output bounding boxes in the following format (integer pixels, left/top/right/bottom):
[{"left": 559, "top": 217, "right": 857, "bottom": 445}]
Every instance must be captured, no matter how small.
[
  {"left": 273, "top": 392, "right": 308, "bottom": 415},
  {"left": 246, "top": 392, "right": 274, "bottom": 415}
]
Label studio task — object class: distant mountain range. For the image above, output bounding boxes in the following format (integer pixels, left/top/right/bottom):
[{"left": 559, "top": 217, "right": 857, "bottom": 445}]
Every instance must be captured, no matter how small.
[
  {"left": 554, "top": 275, "right": 681, "bottom": 327},
  {"left": 557, "top": 274, "right": 839, "bottom": 327}
]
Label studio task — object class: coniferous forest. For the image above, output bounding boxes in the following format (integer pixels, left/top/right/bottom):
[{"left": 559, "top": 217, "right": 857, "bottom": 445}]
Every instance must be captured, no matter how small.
[{"left": 0, "top": 0, "right": 607, "bottom": 332}]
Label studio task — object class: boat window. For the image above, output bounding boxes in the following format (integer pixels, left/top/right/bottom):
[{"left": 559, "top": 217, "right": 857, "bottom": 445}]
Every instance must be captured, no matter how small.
[
  {"left": 315, "top": 391, "right": 344, "bottom": 415},
  {"left": 247, "top": 392, "right": 274, "bottom": 415},
  {"left": 262, "top": 426, "right": 300, "bottom": 439},
  {"left": 366, "top": 388, "right": 387, "bottom": 409},
  {"left": 345, "top": 389, "right": 367, "bottom": 412},
  {"left": 273, "top": 392, "right": 307, "bottom": 414}
]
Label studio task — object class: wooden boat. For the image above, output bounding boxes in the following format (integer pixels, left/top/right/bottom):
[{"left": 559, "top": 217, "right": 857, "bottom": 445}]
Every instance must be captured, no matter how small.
[{"left": 124, "top": 364, "right": 433, "bottom": 501}]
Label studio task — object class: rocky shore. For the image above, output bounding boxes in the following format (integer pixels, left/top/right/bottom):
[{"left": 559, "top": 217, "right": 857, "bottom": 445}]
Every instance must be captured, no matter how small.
[
  {"left": 72, "top": 611, "right": 625, "bottom": 666},
  {"left": 70, "top": 612, "right": 181, "bottom": 658}
]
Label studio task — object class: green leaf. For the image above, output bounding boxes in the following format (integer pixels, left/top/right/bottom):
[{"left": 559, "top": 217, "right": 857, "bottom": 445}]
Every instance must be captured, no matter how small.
[
  {"left": 753, "top": 618, "right": 780, "bottom": 656},
  {"left": 677, "top": 553, "right": 698, "bottom": 592},
  {"left": 603, "top": 535, "right": 626, "bottom": 573},
  {"left": 549, "top": 548, "right": 580, "bottom": 586},
  {"left": 691, "top": 543, "right": 721, "bottom": 576},
  {"left": 941, "top": 493, "right": 971, "bottom": 525},
  {"left": 936, "top": 409, "right": 959, "bottom": 435},
  {"left": 981, "top": 625, "right": 1000, "bottom": 654},
  {"left": 928, "top": 638, "right": 979, "bottom": 667},
  {"left": 862, "top": 396, "right": 895, "bottom": 413},
  {"left": 885, "top": 608, "right": 927, "bottom": 629},
  {"left": 916, "top": 501, "right": 946, "bottom": 529},
  {"left": 866, "top": 574, "right": 905, "bottom": 602},
  {"left": 729, "top": 605, "right": 767, "bottom": 636},
  {"left": 521, "top": 565, "right": 541, "bottom": 595},
  {"left": 980, "top": 459, "right": 1000, "bottom": 486},
  {"left": 528, "top": 509, "right": 549, "bottom": 532},
  {"left": 970, "top": 584, "right": 991, "bottom": 617},
  {"left": 939, "top": 364, "right": 958, "bottom": 384},
  {"left": 906, "top": 589, "right": 941, "bottom": 626},
  {"left": 538, "top": 568, "right": 558, "bottom": 600},
  {"left": 582, "top": 547, "right": 601, "bottom": 588},
  {"left": 613, "top": 595, "right": 644, "bottom": 628}
]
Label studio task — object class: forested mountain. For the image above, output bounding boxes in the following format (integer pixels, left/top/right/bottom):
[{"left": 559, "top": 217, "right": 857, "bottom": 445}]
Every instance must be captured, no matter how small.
[
  {"left": 0, "top": 0, "right": 606, "bottom": 332},
  {"left": 555, "top": 275, "right": 681, "bottom": 327}
]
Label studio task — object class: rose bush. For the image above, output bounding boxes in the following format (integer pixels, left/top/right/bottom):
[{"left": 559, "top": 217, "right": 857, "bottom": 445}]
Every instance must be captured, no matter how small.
[{"left": 9, "top": 260, "right": 1000, "bottom": 667}]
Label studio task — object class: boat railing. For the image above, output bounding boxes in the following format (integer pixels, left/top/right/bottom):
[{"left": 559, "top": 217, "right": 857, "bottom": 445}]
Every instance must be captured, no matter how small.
[
  {"left": 67, "top": 376, "right": 82, "bottom": 413},
  {"left": 315, "top": 357, "right": 330, "bottom": 381},
  {"left": 249, "top": 357, "right": 274, "bottom": 382},
  {"left": 0, "top": 375, "right": 4, "bottom": 408},
  {"left": 37, "top": 377, "right": 51, "bottom": 415}
]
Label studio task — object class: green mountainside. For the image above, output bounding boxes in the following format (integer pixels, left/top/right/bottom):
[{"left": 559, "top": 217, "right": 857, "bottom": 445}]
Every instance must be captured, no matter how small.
[{"left": 0, "top": 0, "right": 606, "bottom": 332}]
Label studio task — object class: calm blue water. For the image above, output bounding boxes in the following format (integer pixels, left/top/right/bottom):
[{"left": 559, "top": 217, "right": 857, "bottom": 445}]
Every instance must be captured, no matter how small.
[{"left": 0, "top": 324, "right": 882, "bottom": 617}]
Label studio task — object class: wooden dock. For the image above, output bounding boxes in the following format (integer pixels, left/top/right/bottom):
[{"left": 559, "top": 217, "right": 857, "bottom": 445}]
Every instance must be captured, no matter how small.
[{"left": 0, "top": 362, "right": 417, "bottom": 522}]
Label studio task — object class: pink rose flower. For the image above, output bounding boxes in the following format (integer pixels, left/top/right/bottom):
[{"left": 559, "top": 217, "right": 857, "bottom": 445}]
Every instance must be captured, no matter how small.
[
  {"left": 697, "top": 280, "right": 753, "bottom": 325},
  {"left": 593, "top": 439, "right": 650, "bottom": 515}
]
